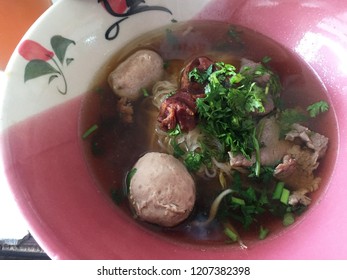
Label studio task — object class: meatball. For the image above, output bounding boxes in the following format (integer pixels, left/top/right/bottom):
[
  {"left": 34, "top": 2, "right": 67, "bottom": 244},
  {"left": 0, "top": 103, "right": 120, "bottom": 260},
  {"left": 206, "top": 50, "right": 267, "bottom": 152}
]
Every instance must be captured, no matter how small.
[
  {"left": 128, "top": 152, "right": 196, "bottom": 227},
  {"left": 108, "top": 49, "right": 164, "bottom": 101}
]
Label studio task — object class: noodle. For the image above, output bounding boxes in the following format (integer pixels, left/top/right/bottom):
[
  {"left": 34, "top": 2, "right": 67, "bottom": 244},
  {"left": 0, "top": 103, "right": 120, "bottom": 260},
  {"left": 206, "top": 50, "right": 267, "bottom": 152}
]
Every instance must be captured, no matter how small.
[
  {"left": 196, "top": 188, "right": 233, "bottom": 226},
  {"left": 152, "top": 80, "right": 177, "bottom": 109},
  {"left": 153, "top": 95, "right": 231, "bottom": 179}
]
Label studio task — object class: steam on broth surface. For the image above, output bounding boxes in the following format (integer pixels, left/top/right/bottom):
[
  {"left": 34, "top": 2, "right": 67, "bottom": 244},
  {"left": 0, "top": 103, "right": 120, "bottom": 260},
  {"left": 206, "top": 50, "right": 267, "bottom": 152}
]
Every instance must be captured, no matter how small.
[{"left": 80, "top": 21, "right": 334, "bottom": 246}]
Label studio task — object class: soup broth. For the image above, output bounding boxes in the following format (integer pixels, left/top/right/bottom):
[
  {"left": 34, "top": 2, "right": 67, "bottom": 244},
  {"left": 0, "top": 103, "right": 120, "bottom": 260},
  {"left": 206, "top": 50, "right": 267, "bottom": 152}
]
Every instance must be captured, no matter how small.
[{"left": 79, "top": 21, "right": 336, "bottom": 246}]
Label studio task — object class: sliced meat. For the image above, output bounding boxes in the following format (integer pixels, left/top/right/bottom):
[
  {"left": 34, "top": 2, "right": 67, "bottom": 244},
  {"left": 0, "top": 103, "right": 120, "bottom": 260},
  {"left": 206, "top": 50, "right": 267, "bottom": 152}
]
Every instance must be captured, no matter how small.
[
  {"left": 229, "top": 140, "right": 293, "bottom": 170},
  {"left": 229, "top": 116, "right": 292, "bottom": 169},
  {"left": 288, "top": 190, "right": 312, "bottom": 206},
  {"left": 274, "top": 145, "right": 321, "bottom": 192},
  {"left": 285, "top": 123, "right": 329, "bottom": 158},
  {"left": 258, "top": 94, "right": 275, "bottom": 116},
  {"left": 273, "top": 154, "right": 296, "bottom": 179},
  {"left": 257, "top": 116, "right": 280, "bottom": 147},
  {"left": 240, "top": 58, "right": 271, "bottom": 85}
]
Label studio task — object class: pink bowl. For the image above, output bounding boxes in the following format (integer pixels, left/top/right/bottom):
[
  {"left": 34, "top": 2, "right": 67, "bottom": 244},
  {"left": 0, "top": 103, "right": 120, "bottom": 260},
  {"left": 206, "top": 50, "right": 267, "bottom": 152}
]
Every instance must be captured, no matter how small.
[{"left": 1, "top": 0, "right": 347, "bottom": 259}]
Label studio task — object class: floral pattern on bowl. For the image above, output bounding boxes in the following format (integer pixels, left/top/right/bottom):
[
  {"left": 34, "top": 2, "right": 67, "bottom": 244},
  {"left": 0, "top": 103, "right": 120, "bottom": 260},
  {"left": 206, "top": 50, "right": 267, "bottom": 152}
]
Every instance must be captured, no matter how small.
[{"left": 19, "top": 36, "right": 75, "bottom": 95}]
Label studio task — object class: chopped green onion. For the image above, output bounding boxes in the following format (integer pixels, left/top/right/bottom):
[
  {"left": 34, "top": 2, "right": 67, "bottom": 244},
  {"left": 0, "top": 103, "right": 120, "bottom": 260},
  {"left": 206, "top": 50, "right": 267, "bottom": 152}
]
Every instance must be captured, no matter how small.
[
  {"left": 262, "top": 56, "right": 272, "bottom": 64},
  {"left": 82, "top": 124, "right": 98, "bottom": 140},
  {"left": 259, "top": 226, "right": 269, "bottom": 240},
  {"left": 252, "top": 128, "right": 261, "bottom": 177},
  {"left": 283, "top": 212, "right": 295, "bottom": 226},
  {"left": 126, "top": 168, "right": 137, "bottom": 189},
  {"left": 224, "top": 227, "right": 238, "bottom": 242},
  {"left": 111, "top": 188, "right": 124, "bottom": 205},
  {"left": 272, "top": 181, "right": 284, "bottom": 199},
  {"left": 163, "top": 61, "right": 170, "bottom": 69},
  {"left": 231, "top": 196, "right": 246, "bottom": 206},
  {"left": 280, "top": 188, "right": 290, "bottom": 205},
  {"left": 168, "top": 124, "right": 181, "bottom": 136},
  {"left": 141, "top": 88, "right": 149, "bottom": 97}
]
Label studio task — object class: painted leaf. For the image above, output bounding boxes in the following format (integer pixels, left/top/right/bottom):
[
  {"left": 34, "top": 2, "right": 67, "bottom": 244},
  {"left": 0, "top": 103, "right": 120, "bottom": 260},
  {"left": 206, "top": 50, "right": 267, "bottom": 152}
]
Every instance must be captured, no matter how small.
[
  {"left": 50, "top": 35, "right": 76, "bottom": 65},
  {"left": 66, "top": 58, "right": 74, "bottom": 66},
  {"left": 24, "top": 60, "right": 60, "bottom": 82},
  {"left": 48, "top": 74, "right": 59, "bottom": 84},
  {"left": 18, "top": 40, "right": 54, "bottom": 61}
]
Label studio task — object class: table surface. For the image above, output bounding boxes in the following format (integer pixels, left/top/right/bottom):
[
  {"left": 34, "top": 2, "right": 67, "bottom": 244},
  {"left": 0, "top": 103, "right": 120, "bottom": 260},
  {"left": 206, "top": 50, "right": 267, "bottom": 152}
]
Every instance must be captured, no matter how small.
[{"left": 0, "top": 0, "right": 59, "bottom": 260}]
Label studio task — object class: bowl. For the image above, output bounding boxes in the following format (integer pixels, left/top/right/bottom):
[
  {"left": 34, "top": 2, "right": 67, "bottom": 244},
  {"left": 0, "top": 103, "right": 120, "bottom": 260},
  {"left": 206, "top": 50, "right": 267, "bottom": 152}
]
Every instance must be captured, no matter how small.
[{"left": 1, "top": 0, "right": 347, "bottom": 259}]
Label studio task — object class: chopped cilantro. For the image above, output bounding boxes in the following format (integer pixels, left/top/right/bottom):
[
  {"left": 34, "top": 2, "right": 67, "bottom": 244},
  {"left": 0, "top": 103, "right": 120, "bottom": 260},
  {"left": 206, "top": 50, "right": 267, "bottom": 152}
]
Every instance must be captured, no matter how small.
[
  {"left": 188, "top": 64, "right": 213, "bottom": 83},
  {"left": 193, "top": 60, "right": 281, "bottom": 162},
  {"left": 278, "top": 108, "right": 308, "bottom": 137},
  {"left": 307, "top": 100, "right": 329, "bottom": 118},
  {"left": 262, "top": 56, "right": 272, "bottom": 64},
  {"left": 184, "top": 151, "right": 203, "bottom": 172},
  {"left": 170, "top": 138, "right": 185, "bottom": 158},
  {"left": 168, "top": 124, "right": 182, "bottom": 136}
]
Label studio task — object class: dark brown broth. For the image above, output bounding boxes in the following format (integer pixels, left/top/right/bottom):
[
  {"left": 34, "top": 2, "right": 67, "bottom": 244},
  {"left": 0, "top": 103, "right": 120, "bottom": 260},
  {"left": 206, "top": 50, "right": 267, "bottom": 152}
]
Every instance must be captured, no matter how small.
[{"left": 79, "top": 21, "right": 337, "bottom": 246}]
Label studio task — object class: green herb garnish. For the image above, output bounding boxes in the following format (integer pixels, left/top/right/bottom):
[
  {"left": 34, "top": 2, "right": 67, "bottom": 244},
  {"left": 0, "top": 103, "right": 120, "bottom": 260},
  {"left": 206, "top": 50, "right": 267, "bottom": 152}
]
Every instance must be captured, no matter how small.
[
  {"left": 141, "top": 88, "right": 149, "bottom": 97},
  {"left": 307, "top": 100, "right": 329, "bottom": 118},
  {"left": 82, "top": 124, "right": 98, "bottom": 140},
  {"left": 126, "top": 168, "right": 137, "bottom": 189},
  {"left": 111, "top": 188, "right": 124, "bottom": 205},
  {"left": 224, "top": 227, "right": 239, "bottom": 242},
  {"left": 194, "top": 60, "right": 281, "bottom": 163},
  {"left": 272, "top": 181, "right": 285, "bottom": 200},
  {"left": 278, "top": 108, "right": 308, "bottom": 137},
  {"left": 283, "top": 212, "right": 295, "bottom": 226},
  {"left": 184, "top": 151, "right": 203, "bottom": 172},
  {"left": 259, "top": 226, "right": 270, "bottom": 240}
]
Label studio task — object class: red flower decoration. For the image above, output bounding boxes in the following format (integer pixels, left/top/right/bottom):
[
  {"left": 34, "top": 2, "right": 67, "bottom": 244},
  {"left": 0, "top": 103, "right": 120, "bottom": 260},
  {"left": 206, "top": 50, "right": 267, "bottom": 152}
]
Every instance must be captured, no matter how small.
[
  {"left": 18, "top": 39, "right": 54, "bottom": 61},
  {"left": 101, "top": 0, "right": 128, "bottom": 14}
]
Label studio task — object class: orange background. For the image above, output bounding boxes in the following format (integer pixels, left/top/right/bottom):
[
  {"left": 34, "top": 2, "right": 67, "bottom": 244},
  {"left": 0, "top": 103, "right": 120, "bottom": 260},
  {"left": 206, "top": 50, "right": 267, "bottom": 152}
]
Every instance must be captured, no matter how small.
[{"left": 0, "top": 0, "right": 52, "bottom": 69}]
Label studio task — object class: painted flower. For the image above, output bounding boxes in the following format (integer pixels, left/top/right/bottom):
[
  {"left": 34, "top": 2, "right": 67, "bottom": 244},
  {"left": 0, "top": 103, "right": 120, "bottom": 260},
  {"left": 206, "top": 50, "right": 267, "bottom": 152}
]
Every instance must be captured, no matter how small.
[
  {"left": 18, "top": 39, "right": 54, "bottom": 61},
  {"left": 18, "top": 36, "right": 75, "bottom": 95},
  {"left": 101, "top": 0, "right": 128, "bottom": 14}
]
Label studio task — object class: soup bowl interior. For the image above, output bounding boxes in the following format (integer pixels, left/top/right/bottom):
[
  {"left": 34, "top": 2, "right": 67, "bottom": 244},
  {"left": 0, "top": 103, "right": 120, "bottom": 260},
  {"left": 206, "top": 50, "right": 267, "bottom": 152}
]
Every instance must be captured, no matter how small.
[{"left": 1, "top": 0, "right": 347, "bottom": 259}]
